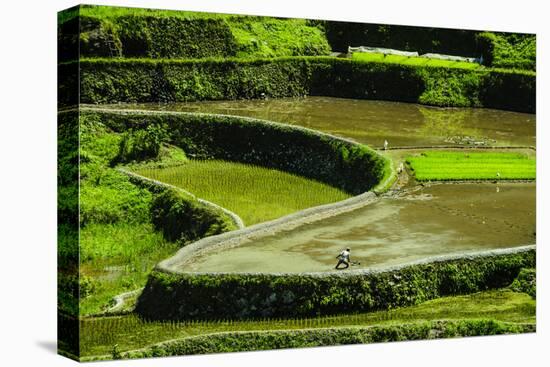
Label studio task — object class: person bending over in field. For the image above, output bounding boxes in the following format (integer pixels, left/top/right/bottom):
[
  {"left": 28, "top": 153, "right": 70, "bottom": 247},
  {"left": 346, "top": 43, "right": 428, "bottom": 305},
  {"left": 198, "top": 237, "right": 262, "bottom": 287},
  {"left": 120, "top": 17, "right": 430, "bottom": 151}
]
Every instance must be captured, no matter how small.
[{"left": 335, "top": 248, "right": 351, "bottom": 269}]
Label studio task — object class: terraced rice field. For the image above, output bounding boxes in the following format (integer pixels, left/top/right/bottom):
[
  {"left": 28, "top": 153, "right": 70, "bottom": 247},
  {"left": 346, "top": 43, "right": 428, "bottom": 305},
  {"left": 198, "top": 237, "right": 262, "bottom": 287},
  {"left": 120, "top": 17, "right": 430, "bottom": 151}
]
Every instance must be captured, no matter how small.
[
  {"left": 352, "top": 52, "right": 482, "bottom": 69},
  {"left": 135, "top": 160, "right": 351, "bottom": 225},
  {"left": 79, "top": 289, "right": 534, "bottom": 357},
  {"left": 96, "top": 97, "right": 536, "bottom": 148},
  {"left": 406, "top": 151, "right": 536, "bottom": 181}
]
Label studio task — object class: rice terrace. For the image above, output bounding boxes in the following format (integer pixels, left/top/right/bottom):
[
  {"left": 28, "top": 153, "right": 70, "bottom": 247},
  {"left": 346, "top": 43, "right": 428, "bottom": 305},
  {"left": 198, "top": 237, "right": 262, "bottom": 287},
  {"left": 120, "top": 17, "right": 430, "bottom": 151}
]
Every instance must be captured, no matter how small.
[{"left": 58, "top": 4, "right": 536, "bottom": 361}]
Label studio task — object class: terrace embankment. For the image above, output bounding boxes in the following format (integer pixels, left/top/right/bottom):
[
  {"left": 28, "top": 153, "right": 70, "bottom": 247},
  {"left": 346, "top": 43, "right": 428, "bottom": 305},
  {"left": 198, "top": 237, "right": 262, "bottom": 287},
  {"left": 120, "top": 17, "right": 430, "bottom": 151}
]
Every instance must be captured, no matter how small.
[
  {"left": 59, "top": 6, "right": 535, "bottom": 71},
  {"left": 83, "top": 319, "right": 534, "bottom": 360},
  {"left": 136, "top": 246, "right": 535, "bottom": 320},
  {"left": 81, "top": 108, "right": 393, "bottom": 195},
  {"left": 132, "top": 155, "right": 535, "bottom": 321},
  {"left": 58, "top": 6, "right": 330, "bottom": 61},
  {"left": 60, "top": 57, "right": 535, "bottom": 113},
  {"left": 93, "top": 97, "right": 536, "bottom": 148}
]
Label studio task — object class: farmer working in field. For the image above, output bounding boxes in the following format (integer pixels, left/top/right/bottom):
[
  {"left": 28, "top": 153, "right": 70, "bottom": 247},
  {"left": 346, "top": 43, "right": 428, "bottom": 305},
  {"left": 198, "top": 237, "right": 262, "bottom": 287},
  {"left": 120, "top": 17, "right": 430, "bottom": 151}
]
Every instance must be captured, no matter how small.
[{"left": 335, "top": 248, "right": 352, "bottom": 269}]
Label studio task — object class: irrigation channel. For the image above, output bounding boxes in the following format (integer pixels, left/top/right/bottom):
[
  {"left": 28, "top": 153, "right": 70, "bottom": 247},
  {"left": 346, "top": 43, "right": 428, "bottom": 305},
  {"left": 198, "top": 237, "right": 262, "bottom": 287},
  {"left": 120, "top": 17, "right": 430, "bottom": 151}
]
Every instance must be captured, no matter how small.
[{"left": 93, "top": 97, "right": 536, "bottom": 274}]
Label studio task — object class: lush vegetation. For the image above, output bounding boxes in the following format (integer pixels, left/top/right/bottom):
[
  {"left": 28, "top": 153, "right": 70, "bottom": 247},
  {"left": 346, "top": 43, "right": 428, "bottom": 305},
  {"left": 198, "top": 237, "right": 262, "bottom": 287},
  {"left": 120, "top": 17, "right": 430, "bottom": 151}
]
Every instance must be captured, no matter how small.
[
  {"left": 477, "top": 32, "right": 536, "bottom": 70},
  {"left": 58, "top": 6, "right": 537, "bottom": 360},
  {"left": 81, "top": 289, "right": 534, "bottom": 358},
  {"left": 136, "top": 161, "right": 350, "bottom": 225},
  {"left": 58, "top": 108, "right": 390, "bottom": 357},
  {"left": 85, "top": 110, "right": 392, "bottom": 195},
  {"left": 79, "top": 224, "right": 178, "bottom": 316},
  {"left": 510, "top": 268, "right": 536, "bottom": 298},
  {"left": 63, "top": 109, "right": 391, "bottom": 316},
  {"left": 324, "top": 22, "right": 535, "bottom": 71},
  {"left": 77, "top": 115, "right": 174, "bottom": 315},
  {"left": 58, "top": 5, "right": 330, "bottom": 60},
  {"left": 60, "top": 6, "right": 535, "bottom": 72},
  {"left": 150, "top": 189, "right": 237, "bottom": 243},
  {"left": 136, "top": 249, "right": 534, "bottom": 320},
  {"left": 406, "top": 151, "right": 536, "bottom": 181},
  {"left": 324, "top": 22, "right": 481, "bottom": 57},
  {"left": 61, "top": 112, "right": 238, "bottom": 316},
  {"left": 116, "top": 319, "right": 533, "bottom": 360},
  {"left": 58, "top": 111, "right": 79, "bottom": 318},
  {"left": 352, "top": 52, "right": 482, "bottom": 70},
  {"left": 115, "top": 123, "right": 169, "bottom": 163},
  {"left": 68, "top": 57, "right": 535, "bottom": 112}
]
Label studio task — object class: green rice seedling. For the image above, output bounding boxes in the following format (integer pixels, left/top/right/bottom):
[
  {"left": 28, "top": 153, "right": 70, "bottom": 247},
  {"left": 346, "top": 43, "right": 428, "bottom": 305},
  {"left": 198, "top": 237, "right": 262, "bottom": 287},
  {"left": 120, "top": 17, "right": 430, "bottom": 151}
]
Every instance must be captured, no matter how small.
[
  {"left": 352, "top": 52, "right": 482, "bottom": 70},
  {"left": 406, "top": 151, "right": 536, "bottom": 181},
  {"left": 134, "top": 160, "right": 351, "bottom": 225}
]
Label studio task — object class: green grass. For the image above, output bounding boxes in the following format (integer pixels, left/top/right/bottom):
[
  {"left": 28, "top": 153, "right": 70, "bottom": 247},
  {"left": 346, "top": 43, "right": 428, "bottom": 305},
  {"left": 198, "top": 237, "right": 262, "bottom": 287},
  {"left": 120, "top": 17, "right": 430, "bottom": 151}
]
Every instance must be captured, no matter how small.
[
  {"left": 79, "top": 289, "right": 535, "bottom": 357},
  {"left": 134, "top": 160, "right": 351, "bottom": 225},
  {"left": 58, "top": 4, "right": 249, "bottom": 24},
  {"left": 229, "top": 18, "right": 330, "bottom": 58},
  {"left": 73, "top": 116, "right": 193, "bottom": 315},
  {"left": 406, "top": 151, "right": 536, "bottom": 181},
  {"left": 478, "top": 32, "right": 536, "bottom": 71},
  {"left": 59, "top": 5, "right": 330, "bottom": 59},
  {"left": 79, "top": 223, "right": 179, "bottom": 315},
  {"left": 352, "top": 52, "right": 482, "bottom": 70}
]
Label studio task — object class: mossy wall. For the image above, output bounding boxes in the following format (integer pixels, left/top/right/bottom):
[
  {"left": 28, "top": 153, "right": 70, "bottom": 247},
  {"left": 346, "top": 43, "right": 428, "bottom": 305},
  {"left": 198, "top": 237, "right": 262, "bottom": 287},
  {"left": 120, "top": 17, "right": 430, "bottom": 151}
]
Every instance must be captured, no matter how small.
[
  {"left": 147, "top": 186, "right": 237, "bottom": 244},
  {"left": 69, "top": 57, "right": 535, "bottom": 112},
  {"left": 135, "top": 248, "right": 535, "bottom": 320},
  {"left": 58, "top": 6, "right": 330, "bottom": 61},
  {"left": 83, "top": 110, "right": 390, "bottom": 195},
  {"left": 77, "top": 15, "right": 237, "bottom": 59},
  {"left": 510, "top": 268, "right": 536, "bottom": 298}
]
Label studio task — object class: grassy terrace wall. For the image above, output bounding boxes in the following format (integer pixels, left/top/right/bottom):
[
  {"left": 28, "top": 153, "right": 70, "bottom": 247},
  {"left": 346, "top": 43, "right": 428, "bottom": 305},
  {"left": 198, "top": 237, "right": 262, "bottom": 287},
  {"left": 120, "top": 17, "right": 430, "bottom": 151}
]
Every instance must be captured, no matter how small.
[
  {"left": 58, "top": 6, "right": 330, "bottom": 61},
  {"left": 142, "top": 185, "right": 238, "bottom": 244},
  {"left": 82, "top": 109, "right": 391, "bottom": 195},
  {"left": 135, "top": 246, "right": 535, "bottom": 321},
  {"left": 66, "top": 57, "right": 535, "bottom": 113},
  {"left": 88, "top": 319, "right": 533, "bottom": 360}
]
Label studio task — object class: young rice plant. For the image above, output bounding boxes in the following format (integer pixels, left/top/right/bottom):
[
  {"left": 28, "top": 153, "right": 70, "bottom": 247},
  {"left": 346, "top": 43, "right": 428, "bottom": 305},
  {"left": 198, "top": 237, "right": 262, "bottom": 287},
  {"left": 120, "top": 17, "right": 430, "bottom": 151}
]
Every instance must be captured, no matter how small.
[
  {"left": 135, "top": 160, "right": 351, "bottom": 225},
  {"left": 406, "top": 151, "right": 536, "bottom": 181}
]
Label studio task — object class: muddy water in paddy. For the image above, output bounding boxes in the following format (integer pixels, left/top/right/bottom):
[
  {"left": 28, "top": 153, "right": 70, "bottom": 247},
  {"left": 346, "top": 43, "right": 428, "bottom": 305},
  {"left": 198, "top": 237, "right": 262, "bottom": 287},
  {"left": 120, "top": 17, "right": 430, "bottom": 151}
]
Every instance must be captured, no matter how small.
[
  {"left": 98, "top": 97, "right": 536, "bottom": 147},
  {"left": 181, "top": 183, "right": 535, "bottom": 273},
  {"left": 92, "top": 99, "right": 535, "bottom": 272}
]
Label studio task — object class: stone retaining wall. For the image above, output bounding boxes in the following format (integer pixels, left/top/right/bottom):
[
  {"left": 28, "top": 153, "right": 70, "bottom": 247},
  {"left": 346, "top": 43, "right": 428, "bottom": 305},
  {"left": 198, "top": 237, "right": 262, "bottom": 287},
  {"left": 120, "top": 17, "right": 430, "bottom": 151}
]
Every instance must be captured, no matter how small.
[{"left": 136, "top": 245, "right": 535, "bottom": 320}]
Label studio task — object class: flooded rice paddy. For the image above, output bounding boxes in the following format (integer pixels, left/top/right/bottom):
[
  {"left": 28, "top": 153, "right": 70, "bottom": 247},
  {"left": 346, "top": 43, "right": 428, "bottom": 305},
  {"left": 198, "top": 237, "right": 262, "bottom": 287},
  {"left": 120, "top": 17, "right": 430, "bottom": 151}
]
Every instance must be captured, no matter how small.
[
  {"left": 98, "top": 97, "right": 536, "bottom": 147},
  {"left": 94, "top": 98, "right": 536, "bottom": 273},
  {"left": 181, "top": 183, "right": 535, "bottom": 273}
]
